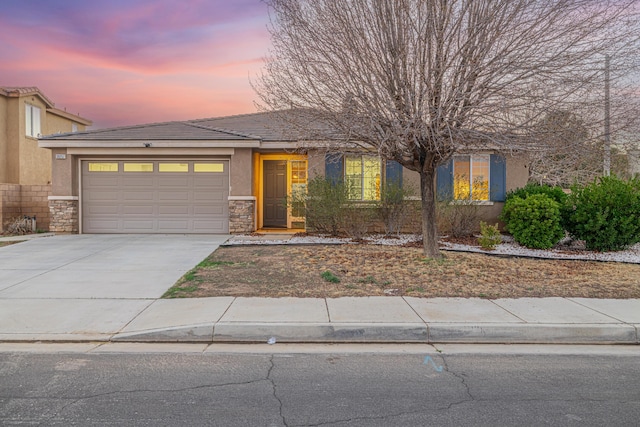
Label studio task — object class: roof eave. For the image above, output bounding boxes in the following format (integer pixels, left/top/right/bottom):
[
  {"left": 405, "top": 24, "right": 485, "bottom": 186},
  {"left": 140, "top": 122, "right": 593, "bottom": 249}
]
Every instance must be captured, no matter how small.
[{"left": 38, "top": 140, "right": 261, "bottom": 149}]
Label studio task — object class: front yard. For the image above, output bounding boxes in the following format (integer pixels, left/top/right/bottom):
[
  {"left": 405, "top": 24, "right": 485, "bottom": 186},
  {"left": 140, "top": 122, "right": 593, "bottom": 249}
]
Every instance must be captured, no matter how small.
[{"left": 163, "top": 242, "right": 640, "bottom": 299}]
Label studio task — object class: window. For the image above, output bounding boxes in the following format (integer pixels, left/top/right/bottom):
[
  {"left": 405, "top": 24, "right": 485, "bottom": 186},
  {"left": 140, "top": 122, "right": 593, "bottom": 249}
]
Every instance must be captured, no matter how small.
[
  {"left": 436, "top": 154, "right": 506, "bottom": 202},
  {"left": 194, "top": 163, "right": 224, "bottom": 172},
  {"left": 159, "top": 163, "right": 188, "bottom": 172},
  {"left": 124, "top": 163, "right": 153, "bottom": 172},
  {"left": 453, "top": 155, "right": 490, "bottom": 201},
  {"left": 88, "top": 162, "right": 119, "bottom": 172},
  {"left": 72, "top": 123, "right": 78, "bottom": 133},
  {"left": 345, "top": 155, "right": 381, "bottom": 201},
  {"left": 290, "top": 160, "right": 308, "bottom": 217},
  {"left": 25, "top": 104, "right": 41, "bottom": 137}
]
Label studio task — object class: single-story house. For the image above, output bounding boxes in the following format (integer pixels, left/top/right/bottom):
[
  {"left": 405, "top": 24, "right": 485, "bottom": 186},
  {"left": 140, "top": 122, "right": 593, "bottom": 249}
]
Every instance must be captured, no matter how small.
[{"left": 39, "top": 110, "right": 529, "bottom": 234}]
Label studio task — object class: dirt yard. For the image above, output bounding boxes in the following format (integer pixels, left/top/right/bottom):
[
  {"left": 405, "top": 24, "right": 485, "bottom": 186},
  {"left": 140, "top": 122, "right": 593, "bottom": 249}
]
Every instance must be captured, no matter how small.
[{"left": 163, "top": 243, "right": 640, "bottom": 299}]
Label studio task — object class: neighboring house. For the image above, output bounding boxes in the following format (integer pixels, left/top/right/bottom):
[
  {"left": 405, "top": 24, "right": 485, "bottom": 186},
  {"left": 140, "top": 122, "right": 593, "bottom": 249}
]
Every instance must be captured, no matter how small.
[
  {"left": 39, "top": 110, "right": 528, "bottom": 234},
  {"left": 0, "top": 86, "right": 92, "bottom": 231}
]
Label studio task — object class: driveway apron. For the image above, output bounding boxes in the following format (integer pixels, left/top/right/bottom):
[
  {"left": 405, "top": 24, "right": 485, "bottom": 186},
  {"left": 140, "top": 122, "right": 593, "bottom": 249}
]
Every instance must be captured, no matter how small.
[{"left": 0, "top": 234, "right": 228, "bottom": 339}]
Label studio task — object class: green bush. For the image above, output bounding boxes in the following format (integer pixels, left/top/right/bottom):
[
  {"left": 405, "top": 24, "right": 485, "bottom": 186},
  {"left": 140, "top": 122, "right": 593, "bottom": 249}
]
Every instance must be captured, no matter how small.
[
  {"left": 563, "top": 175, "right": 640, "bottom": 251},
  {"left": 506, "top": 182, "right": 568, "bottom": 205},
  {"left": 500, "top": 194, "right": 564, "bottom": 249},
  {"left": 503, "top": 183, "right": 567, "bottom": 226},
  {"left": 478, "top": 222, "right": 502, "bottom": 250}
]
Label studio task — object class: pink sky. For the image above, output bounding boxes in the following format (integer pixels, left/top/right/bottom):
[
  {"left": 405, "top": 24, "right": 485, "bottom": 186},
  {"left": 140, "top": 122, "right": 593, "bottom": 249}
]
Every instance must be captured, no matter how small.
[{"left": 0, "top": 0, "right": 271, "bottom": 129}]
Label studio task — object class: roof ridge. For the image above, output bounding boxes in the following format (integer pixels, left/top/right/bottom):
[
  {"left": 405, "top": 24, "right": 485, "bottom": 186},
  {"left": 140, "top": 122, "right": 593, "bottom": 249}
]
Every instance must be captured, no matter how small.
[
  {"left": 189, "top": 110, "right": 273, "bottom": 123},
  {"left": 185, "top": 122, "right": 262, "bottom": 140}
]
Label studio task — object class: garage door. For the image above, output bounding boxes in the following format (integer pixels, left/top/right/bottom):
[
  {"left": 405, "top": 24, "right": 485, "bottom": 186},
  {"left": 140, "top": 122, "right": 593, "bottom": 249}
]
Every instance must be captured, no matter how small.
[{"left": 82, "top": 160, "right": 229, "bottom": 233}]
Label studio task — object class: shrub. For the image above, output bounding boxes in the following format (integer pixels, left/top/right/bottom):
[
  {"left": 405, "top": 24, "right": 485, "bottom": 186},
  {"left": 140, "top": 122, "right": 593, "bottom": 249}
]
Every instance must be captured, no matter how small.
[
  {"left": 506, "top": 182, "right": 568, "bottom": 205},
  {"left": 503, "top": 183, "right": 567, "bottom": 227},
  {"left": 563, "top": 175, "right": 640, "bottom": 251},
  {"left": 500, "top": 194, "right": 564, "bottom": 249},
  {"left": 377, "top": 182, "right": 416, "bottom": 236},
  {"left": 436, "top": 198, "right": 481, "bottom": 238},
  {"left": 478, "top": 222, "right": 502, "bottom": 250},
  {"left": 287, "top": 177, "right": 349, "bottom": 235},
  {"left": 342, "top": 205, "right": 376, "bottom": 239}
]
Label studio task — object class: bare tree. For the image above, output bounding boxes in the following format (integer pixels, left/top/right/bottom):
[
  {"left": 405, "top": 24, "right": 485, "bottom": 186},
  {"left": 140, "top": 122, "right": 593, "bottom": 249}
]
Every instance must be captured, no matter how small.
[{"left": 255, "top": 0, "right": 640, "bottom": 257}]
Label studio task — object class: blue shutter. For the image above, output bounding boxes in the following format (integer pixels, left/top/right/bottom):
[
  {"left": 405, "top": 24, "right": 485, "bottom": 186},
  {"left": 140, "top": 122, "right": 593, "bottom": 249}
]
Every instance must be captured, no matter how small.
[
  {"left": 325, "top": 153, "right": 344, "bottom": 184},
  {"left": 490, "top": 154, "right": 506, "bottom": 202},
  {"left": 385, "top": 160, "right": 403, "bottom": 187},
  {"left": 436, "top": 160, "right": 453, "bottom": 200}
]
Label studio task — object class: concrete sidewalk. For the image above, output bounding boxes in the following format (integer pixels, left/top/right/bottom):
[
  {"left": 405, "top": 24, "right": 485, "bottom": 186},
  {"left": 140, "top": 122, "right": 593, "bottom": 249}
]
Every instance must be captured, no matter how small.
[{"left": 0, "top": 234, "right": 638, "bottom": 344}]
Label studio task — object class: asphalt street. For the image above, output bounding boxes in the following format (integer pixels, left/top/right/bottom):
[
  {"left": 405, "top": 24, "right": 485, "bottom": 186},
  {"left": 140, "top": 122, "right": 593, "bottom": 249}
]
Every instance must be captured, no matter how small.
[{"left": 1, "top": 345, "right": 639, "bottom": 426}]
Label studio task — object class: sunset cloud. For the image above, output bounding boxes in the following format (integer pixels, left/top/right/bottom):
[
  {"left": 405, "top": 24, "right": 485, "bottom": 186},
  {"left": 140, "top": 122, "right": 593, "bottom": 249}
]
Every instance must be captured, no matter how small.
[{"left": 0, "top": 0, "right": 271, "bottom": 128}]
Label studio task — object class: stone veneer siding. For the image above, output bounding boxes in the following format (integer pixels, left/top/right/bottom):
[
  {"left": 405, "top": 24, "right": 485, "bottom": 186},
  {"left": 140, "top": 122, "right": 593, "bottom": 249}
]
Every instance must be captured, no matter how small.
[
  {"left": 49, "top": 199, "right": 79, "bottom": 233},
  {"left": 229, "top": 199, "right": 255, "bottom": 234},
  {"left": 0, "top": 184, "right": 51, "bottom": 232}
]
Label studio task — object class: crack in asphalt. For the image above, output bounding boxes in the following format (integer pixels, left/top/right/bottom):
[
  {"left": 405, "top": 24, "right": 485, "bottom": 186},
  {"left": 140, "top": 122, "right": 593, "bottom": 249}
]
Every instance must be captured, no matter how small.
[
  {"left": 39, "top": 374, "right": 271, "bottom": 423},
  {"left": 439, "top": 355, "right": 476, "bottom": 411},
  {"left": 267, "top": 355, "right": 288, "bottom": 427}
]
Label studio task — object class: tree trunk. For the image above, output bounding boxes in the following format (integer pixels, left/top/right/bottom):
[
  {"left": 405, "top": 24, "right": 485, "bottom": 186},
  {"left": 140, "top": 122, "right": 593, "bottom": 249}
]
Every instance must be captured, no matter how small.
[{"left": 420, "top": 167, "right": 441, "bottom": 258}]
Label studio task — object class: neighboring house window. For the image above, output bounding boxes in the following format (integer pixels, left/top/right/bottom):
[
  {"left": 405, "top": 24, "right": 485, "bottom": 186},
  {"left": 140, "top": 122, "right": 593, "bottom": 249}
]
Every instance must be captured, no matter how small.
[
  {"left": 345, "top": 155, "right": 381, "bottom": 201},
  {"left": 453, "top": 154, "right": 490, "bottom": 201},
  {"left": 72, "top": 123, "right": 78, "bottom": 132},
  {"left": 437, "top": 154, "right": 506, "bottom": 202},
  {"left": 25, "top": 104, "right": 41, "bottom": 137}
]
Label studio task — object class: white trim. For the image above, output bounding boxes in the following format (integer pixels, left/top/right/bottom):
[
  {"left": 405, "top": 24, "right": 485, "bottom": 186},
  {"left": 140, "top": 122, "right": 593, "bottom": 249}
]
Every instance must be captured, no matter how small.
[
  {"left": 48, "top": 196, "right": 79, "bottom": 201},
  {"left": 228, "top": 196, "right": 257, "bottom": 201}
]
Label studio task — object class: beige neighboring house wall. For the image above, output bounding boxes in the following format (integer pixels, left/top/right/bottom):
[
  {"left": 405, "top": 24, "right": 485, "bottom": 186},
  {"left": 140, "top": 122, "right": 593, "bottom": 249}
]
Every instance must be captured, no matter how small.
[{"left": 0, "top": 87, "right": 92, "bottom": 232}]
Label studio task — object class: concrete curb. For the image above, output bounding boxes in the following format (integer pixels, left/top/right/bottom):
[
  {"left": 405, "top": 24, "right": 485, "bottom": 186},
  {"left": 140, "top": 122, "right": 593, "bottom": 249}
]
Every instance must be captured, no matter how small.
[{"left": 105, "top": 323, "right": 639, "bottom": 345}]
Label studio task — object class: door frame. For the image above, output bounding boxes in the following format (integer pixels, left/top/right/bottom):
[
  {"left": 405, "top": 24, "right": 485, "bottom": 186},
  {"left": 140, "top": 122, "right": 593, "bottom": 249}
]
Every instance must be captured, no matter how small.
[{"left": 256, "top": 153, "right": 307, "bottom": 230}]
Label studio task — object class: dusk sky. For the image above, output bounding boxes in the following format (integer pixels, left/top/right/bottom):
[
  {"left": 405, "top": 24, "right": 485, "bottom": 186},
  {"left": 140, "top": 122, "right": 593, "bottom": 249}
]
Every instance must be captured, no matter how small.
[{"left": 1, "top": 0, "right": 271, "bottom": 129}]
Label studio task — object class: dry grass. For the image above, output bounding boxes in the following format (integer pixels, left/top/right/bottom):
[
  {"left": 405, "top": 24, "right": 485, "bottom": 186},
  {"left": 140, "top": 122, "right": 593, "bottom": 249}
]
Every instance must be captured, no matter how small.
[{"left": 163, "top": 244, "right": 640, "bottom": 299}]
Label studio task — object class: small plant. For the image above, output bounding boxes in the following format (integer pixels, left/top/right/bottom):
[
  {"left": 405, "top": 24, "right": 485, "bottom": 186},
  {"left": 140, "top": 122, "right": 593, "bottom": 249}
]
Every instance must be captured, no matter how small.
[
  {"left": 321, "top": 270, "right": 340, "bottom": 283},
  {"left": 563, "top": 175, "right": 640, "bottom": 251},
  {"left": 478, "top": 222, "right": 502, "bottom": 250},
  {"left": 3, "top": 216, "right": 36, "bottom": 235},
  {"left": 357, "top": 275, "right": 377, "bottom": 284},
  {"left": 500, "top": 194, "right": 564, "bottom": 249}
]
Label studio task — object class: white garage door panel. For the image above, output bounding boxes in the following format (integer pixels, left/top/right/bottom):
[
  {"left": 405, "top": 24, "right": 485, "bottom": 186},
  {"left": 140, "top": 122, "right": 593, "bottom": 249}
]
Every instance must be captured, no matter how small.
[
  {"left": 122, "top": 205, "right": 155, "bottom": 215},
  {"left": 159, "top": 176, "right": 190, "bottom": 186},
  {"left": 124, "top": 192, "right": 154, "bottom": 201},
  {"left": 122, "top": 220, "right": 155, "bottom": 231},
  {"left": 82, "top": 160, "right": 229, "bottom": 233},
  {"left": 158, "top": 191, "right": 189, "bottom": 201},
  {"left": 158, "top": 205, "right": 190, "bottom": 215}
]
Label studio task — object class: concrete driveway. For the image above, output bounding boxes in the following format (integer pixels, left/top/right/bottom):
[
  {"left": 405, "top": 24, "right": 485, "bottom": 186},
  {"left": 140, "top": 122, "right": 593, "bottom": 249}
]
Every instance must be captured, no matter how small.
[{"left": 0, "top": 234, "right": 228, "bottom": 340}]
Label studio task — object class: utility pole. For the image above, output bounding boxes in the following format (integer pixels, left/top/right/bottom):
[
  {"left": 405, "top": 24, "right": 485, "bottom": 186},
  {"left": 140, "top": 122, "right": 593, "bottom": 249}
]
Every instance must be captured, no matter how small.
[{"left": 604, "top": 54, "right": 611, "bottom": 176}]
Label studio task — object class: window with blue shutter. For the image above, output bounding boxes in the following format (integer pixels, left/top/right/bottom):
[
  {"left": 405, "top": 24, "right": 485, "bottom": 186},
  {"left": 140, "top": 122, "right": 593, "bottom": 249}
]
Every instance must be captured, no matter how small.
[
  {"left": 436, "top": 154, "right": 506, "bottom": 202},
  {"left": 385, "top": 160, "right": 403, "bottom": 187},
  {"left": 489, "top": 154, "right": 506, "bottom": 202},
  {"left": 325, "top": 153, "right": 344, "bottom": 184},
  {"left": 436, "top": 160, "right": 454, "bottom": 200}
]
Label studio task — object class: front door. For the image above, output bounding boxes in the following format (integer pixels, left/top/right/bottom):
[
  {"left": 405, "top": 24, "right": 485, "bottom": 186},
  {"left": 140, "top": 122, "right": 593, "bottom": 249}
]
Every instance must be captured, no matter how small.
[{"left": 263, "top": 160, "right": 287, "bottom": 228}]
